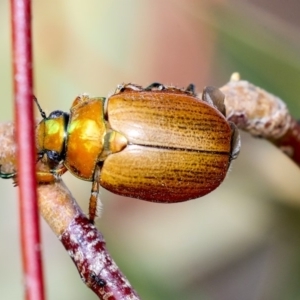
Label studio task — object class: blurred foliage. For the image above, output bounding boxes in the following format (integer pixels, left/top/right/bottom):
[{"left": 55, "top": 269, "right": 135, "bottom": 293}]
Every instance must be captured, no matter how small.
[{"left": 213, "top": 4, "right": 300, "bottom": 114}]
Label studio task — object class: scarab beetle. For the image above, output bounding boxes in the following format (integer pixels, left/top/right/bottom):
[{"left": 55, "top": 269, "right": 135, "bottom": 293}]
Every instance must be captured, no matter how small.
[{"left": 0, "top": 83, "right": 240, "bottom": 223}]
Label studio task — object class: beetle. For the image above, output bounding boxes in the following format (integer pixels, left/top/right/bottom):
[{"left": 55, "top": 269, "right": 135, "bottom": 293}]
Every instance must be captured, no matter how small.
[{"left": 0, "top": 83, "right": 240, "bottom": 223}]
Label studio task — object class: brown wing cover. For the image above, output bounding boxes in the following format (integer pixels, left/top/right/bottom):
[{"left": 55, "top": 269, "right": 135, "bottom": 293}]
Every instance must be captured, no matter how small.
[
  {"left": 107, "top": 91, "right": 231, "bottom": 153},
  {"left": 101, "top": 145, "right": 229, "bottom": 202}
]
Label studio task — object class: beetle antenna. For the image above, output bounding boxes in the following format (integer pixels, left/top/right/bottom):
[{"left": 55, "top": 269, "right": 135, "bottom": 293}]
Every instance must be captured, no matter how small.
[{"left": 33, "top": 95, "right": 47, "bottom": 119}]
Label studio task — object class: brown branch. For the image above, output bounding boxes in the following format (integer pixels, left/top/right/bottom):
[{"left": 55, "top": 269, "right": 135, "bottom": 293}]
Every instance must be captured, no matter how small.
[
  {"left": 220, "top": 73, "right": 300, "bottom": 167},
  {"left": 38, "top": 182, "right": 140, "bottom": 299}
]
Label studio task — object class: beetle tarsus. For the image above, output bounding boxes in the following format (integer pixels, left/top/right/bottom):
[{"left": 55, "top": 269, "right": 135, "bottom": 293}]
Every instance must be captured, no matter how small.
[
  {"left": 144, "top": 82, "right": 165, "bottom": 91},
  {"left": 50, "top": 165, "right": 68, "bottom": 178},
  {"left": 228, "top": 122, "right": 241, "bottom": 161},
  {"left": 185, "top": 84, "right": 196, "bottom": 95},
  {"left": 88, "top": 166, "right": 102, "bottom": 223}
]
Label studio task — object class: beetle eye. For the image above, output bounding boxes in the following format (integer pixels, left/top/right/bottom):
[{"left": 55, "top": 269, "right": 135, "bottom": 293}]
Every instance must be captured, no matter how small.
[{"left": 47, "top": 150, "right": 62, "bottom": 163}]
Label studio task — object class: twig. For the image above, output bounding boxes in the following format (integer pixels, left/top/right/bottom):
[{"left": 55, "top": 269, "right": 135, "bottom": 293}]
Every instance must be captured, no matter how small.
[
  {"left": 10, "top": 0, "right": 45, "bottom": 299},
  {"left": 220, "top": 73, "right": 300, "bottom": 166},
  {"left": 38, "top": 181, "right": 140, "bottom": 300}
]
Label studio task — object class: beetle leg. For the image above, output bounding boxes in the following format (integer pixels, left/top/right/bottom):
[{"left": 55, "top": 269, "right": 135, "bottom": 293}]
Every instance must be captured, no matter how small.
[
  {"left": 202, "top": 86, "right": 226, "bottom": 116},
  {"left": 36, "top": 165, "right": 68, "bottom": 183},
  {"left": 144, "top": 82, "right": 165, "bottom": 91},
  {"left": 185, "top": 83, "right": 196, "bottom": 95},
  {"left": 0, "top": 166, "right": 18, "bottom": 186},
  {"left": 228, "top": 122, "right": 241, "bottom": 161},
  {"left": 51, "top": 165, "right": 68, "bottom": 177},
  {"left": 36, "top": 171, "right": 56, "bottom": 183},
  {"left": 88, "top": 165, "right": 102, "bottom": 224}
]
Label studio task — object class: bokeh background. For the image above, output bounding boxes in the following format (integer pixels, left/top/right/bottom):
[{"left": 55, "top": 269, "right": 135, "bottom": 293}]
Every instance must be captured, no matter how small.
[{"left": 1, "top": 0, "right": 300, "bottom": 299}]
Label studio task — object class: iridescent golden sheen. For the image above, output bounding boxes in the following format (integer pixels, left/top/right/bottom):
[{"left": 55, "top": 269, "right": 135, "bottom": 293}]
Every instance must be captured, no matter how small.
[{"left": 65, "top": 98, "right": 107, "bottom": 180}]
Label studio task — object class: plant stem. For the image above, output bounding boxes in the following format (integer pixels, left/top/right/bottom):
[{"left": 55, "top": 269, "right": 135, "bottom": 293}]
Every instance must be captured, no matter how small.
[{"left": 10, "top": 0, "right": 45, "bottom": 299}]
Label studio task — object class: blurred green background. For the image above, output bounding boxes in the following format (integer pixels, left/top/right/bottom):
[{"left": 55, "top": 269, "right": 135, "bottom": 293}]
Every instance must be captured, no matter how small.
[{"left": 1, "top": 0, "right": 300, "bottom": 299}]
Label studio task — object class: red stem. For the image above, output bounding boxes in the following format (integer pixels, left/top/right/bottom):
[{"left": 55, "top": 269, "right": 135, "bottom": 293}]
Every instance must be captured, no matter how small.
[{"left": 10, "top": 1, "right": 46, "bottom": 300}]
